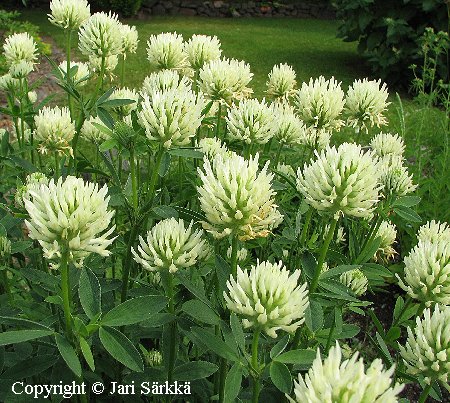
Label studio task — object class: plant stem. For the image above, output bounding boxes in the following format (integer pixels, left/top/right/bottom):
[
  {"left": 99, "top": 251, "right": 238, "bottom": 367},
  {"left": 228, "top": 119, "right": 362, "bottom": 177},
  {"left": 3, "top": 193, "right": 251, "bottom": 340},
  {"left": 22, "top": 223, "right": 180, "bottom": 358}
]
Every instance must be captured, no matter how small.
[
  {"left": 310, "top": 216, "right": 337, "bottom": 293},
  {"left": 299, "top": 207, "right": 313, "bottom": 245},
  {"left": 273, "top": 142, "right": 283, "bottom": 167},
  {"left": 251, "top": 330, "right": 261, "bottom": 403},
  {"left": 147, "top": 147, "right": 164, "bottom": 202},
  {"left": 215, "top": 103, "right": 222, "bottom": 138},
  {"left": 129, "top": 147, "right": 138, "bottom": 211},
  {"left": 54, "top": 152, "right": 60, "bottom": 178},
  {"left": 120, "top": 54, "right": 125, "bottom": 87},
  {"left": 418, "top": 382, "right": 432, "bottom": 403},
  {"left": 66, "top": 30, "right": 73, "bottom": 119},
  {"left": 218, "top": 358, "right": 227, "bottom": 403},
  {"left": 120, "top": 223, "right": 140, "bottom": 303},
  {"left": 60, "top": 248, "right": 72, "bottom": 336},
  {"left": 167, "top": 273, "right": 176, "bottom": 384},
  {"left": 230, "top": 236, "right": 238, "bottom": 278}
]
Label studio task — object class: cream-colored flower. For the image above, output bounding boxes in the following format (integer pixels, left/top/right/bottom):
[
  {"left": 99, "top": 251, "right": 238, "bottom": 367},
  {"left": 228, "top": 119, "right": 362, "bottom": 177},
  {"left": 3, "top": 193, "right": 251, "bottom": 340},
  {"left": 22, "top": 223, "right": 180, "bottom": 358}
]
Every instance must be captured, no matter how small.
[
  {"left": 78, "top": 12, "right": 122, "bottom": 58},
  {"left": 9, "top": 60, "right": 34, "bottom": 78},
  {"left": 141, "top": 70, "right": 192, "bottom": 96},
  {"left": 185, "top": 34, "right": 222, "bottom": 70},
  {"left": 297, "top": 143, "right": 380, "bottom": 218},
  {"left": 374, "top": 221, "right": 397, "bottom": 262},
  {"left": 379, "top": 156, "right": 417, "bottom": 197},
  {"left": 276, "top": 162, "right": 295, "bottom": 179},
  {"left": 272, "top": 104, "right": 306, "bottom": 145},
  {"left": 15, "top": 172, "right": 49, "bottom": 208},
  {"left": 132, "top": 218, "right": 209, "bottom": 273},
  {"left": 294, "top": 76, "right": 345, "bottom": 131},
  {"left": 59, "top": 60, "right": 90, "bottom": 87},
  {"left": 197, "top": 152, "right": 283, "bottom": 240},
  {"left": 417, "top": 220, "right": 450, "bottom": 244},
  {"left": 224, "top": 261, "right": 309, "bottom": 338},
  {"left": 399, "top": 305, "right": 449, "bottom": 385},
  {"left": 146, "top": 32, "right": 187, "bottom": 71},
  {"left": 3, "top": 33, "right": 38, "bottom": 77},
  {"left": 288, "top": 342, "right": 403, "bottom": 402},
  {"left": 80, "top": 116, "right": 109, "bottom": 142},
  {"left": 345, "top": 78, "right": 390, "bottom": 133},
  {"left": 397, "top": 238, "right": 450, "bottom": 306},
  {"left": 370, "top": 132, "right": 405, "bottom": 160},
  {"left": 34, "top": 106, "right": 75, "bottom": 156},
  {"left": 198, "top": 58, "right": 253, "bottom": 104},
  {"left": 89, "top": 54, "right": 118, "bottom": 76},
  {"left": 0, "top": 236, "right": 11, "bottom": 260},
  {"left": 109, "top": 87, "right": 139, "bottom": 116},
  {"left": 0, "top": 74, "right": 20, "bottom": 92},
  {"left": 340, "top": 269, "right": 368, "bottom": 296},
  {"left": 27, "top": 91, "right": 37, "bottom": 103},
  {"left": 198, "top": 137, "right": 229, "bottom": 160},
  {"left": 119, "top": 24, "right": 139, "bottom": 56},
  {"left": 302, "top": 127, "right": 332, "bottom": 150},
  {"left": 24, "top": 176, "right": 116, "bottom": 267},
  {"left": 138, "top": 89, "right": 205, "bottom": 148},
  {"left": 48, "top": 0, "right": 90, "bottom": 30},
  {"left": 266, "top": 63, "right": 297, "bottom": 100},
  {"left": 226, "top": 246, "right": 248, "bottom": 262},
  {"left": 226, "top": 98, "right": 275, "bottom": 145}
]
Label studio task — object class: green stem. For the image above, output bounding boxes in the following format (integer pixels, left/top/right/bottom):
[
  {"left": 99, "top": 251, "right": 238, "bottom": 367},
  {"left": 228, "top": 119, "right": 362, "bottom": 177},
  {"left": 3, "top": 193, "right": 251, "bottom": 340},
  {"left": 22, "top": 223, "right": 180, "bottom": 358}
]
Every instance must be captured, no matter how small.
[
  {"left": 120, "top": 223, "right": 140, "bottom": 303},
  {"left": 310, "top": 216, "right": 337, "bottom": 293},
  {"left": 299, "top": 208, "right": 313, "bottom": 245},
  {"left": 129, "top": 148, "right": 138, "bottom": 211},
  {"left": 147, "top": 148, "right": 164, "bottom": 202},
  {"left": 230, "top": 236, "right": 238, "bottom": 278},
  {"left": 1, "top": 268, "right": 10, "bottom": 298},
  {"left": 215, "top": 103, "right": 222, "bottom": 139},
  {"left": 167, "top": 274, "right": 176, "bottom": 384},
  {"left": 391, "top": 296, "right": 412, "bottom": 328},
  {"left": 120, "top": 54, "right": 125, "bottom": 87},
  {"left": 273, "top": 142, "right": 283, "bottom": 167},
  {"left": 60, "top": 248, "right": 72, "bottom": 336},
  {"left": 66, "top": 30, "right": 73, "bottom": 119},
  {"left": 325, "top": 315, "right": 336, "bottom": 353},
  {"left": 54, "top": 153, "right": 60, "bottom": 179},
  {"left": 218, "top": 358, "right": 227, "bottom": 403},
  {"left": 418, "top": 382, "right": 432, "bottom": 403},
  {"left": 251, "top": 330, "right": 261, "bottom": 403}
]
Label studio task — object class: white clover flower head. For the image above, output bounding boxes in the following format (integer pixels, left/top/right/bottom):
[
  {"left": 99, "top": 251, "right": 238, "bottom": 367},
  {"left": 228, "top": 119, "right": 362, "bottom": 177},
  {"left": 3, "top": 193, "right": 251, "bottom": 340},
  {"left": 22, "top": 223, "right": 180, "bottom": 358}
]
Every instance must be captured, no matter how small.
[
  {"left": 78, "top": 12, "right": 122, "bottom": 58},
  {"left": 340, "top": 269, "right": 368, "bottom": 296},
  {"left": 397, "top": 238, "right": 450, "bottom": 306},
  {"left": 417, "top": 220, "right": 450, "bottom": 244},
  {"left": 276, "top": 162, "right": 295, "bottom": 178},
  {"left": 3, "top": 33, "right": 38, "bottom": 76},
  {"left": 302, "top": 127, "right": 332, "bottom": 151},
  {"left": 59, "top": 60, "right": 90, "bottom": 87},
  {"left": 345, "top": 78, "right": 390, "bottom": 133},
  {"left": 374, "top": 221, "right": 397, "bottom": 262},
  {"left": 34, "top": 106, "right": 75, "bottom": 156},
  {"left": 271, "top": 104, "right": 306, "bottom": 145},
  {"left": 336, "top": 226, "right": 346, "bottom": 244},
  {"left": 81, "top": 116, "right": 109, "bottom": 143},
  {"left": 89, "top": 54, "right": 118, "bottom": 77},
  {"left": 266, "top": 63, "right": 297, "bottom": 100},
  {"left": 24, "top": 176, "right": 116, "bottom": 268},
  {"left": 0, "top": 236, "right": 11, "bottom": 260},
  {"left": 226, "top": 98, "right": 275, "bottom": 145},
  {"left": 109, "top": 87, "right": 139, "bottom": 116},
  {"left": 226, "top": 246, "right": 248, "bottom": 262},
  {"left": 48, "top": 0, "right": 90, "bottom": 30},
  {"left": 15, "top": 172, "right": 49, "bottom": 208},
  {"left": 224, "top": 260, "right": 309, "bottom": 338},
  {"left": 399, "top": 305, "right": 450, "bottom": 385},
  {"left": 370, "top": 132, "right": 405, "bottom": 159},
  {"left": 380, "top": 156, "right": 417, "bottom": 197},
  {"left": 199, "top": 58, "right": 253, "bottom": 104},
  {"left": 141, "top": 70, "right": 191, "bottom": 97},
  {"left": 132, "top": 218, "right": 209, "bottom": 274},
  {"left": 119, "top": 24, "right": 139, "bottom": 55},
  {"left": 294, "top": 76, "right": 345, "bottom": 131},
  {"left": 138, "top": 89, "right": 205, "bottom": 149},
  {"left": 185, "top": 34, "right": 222, "bottom": 70},
  {"left": 27, "top": 91, "right": 37, "bottom": 104},
  {"left": 197, "top": 152, "right": 283, "bottom": 240},
  {"left": 145, "top": 349, "right": 163, "bottom": 367},
  {"left": 287, "top": 342, "right": 404, "bottom": 402},
  {"left": 198, "top": 137, "right": 228, "bottom": 160},
  {"left": 297, "top": 143, "right": 381, "bottom": 218},
  {"left": 0, "top": 73, "right": 20, "bottom": 92},
  {"left": 146, "top": 32, "right": 187, "bottom": 71}
]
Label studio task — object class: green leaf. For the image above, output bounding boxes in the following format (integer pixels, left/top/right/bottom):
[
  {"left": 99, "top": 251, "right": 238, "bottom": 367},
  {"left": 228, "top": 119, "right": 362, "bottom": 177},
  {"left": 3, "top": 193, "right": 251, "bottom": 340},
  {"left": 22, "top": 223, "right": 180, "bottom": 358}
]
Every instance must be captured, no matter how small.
[
  {"left": 99, "top": 326, "right": 143, "bottom": 372},
  {"left": 393, "top": 205, "right": 422, "bottom": 223},
  {"left": 182, "top": 300, "right": 220, "bottom": 325},
  {"left": 100, "top": 98, "right": 136, "bottom": 108},
  {"left": 0, "top": 316, "right": 52, "bottom": 331},
  {"left": 386, "top": 326, "right": 401, "bottom": 342},
  {"left": 79, "top": 337, "right": 95, "bottom": 371},
  {"left": 1, "top": 354, "right": 59, "bottom": 380},
  {"left": 270, "top": 334, "right": 290, "bottom": 359},
  {"left": 168, "top": 148, "right": 204, "bottom": 159},
  {"left": 318, "top": 280, "right": 360, "bottom": 302},
  {"left": 374, "top": 331, "right": 393, "bottom": 366},
  {"left": 274, "top": 349, "right": 316, "bottom": 365},
  {"left": 224, "top": 362, "right": 243, "bottom": 403},
  {"left": 101, "top": 295, "right": 166, "bottom": 327},
  {"left": 158, "top": 152, "right": 171, "bottom": 177},
  {"left": 173, "top": 361, "right": 218, "bottom": 381},
  {"left": 230, "top": 314, "right": 245, "bottom": 352},
  {"left": 55, "top": 334, "right": 82, "bottom": 378},
  {"left": 304, "top": 299, "right": 324, "bottom": 333},
  {"left": 189, "top": 327, "right": 239, "bottom": 362},
  {"left": 79, "top": 268, "right": 101, "bottom": 320},
  {"left": 0, "top": 330, "right": 54, "bottom": 346},
  {"left": 393, "top": 196, "right": 421, "bottom": 207},
  {"left": 10, "top": 241, "right": 33, "bottom": 254},
  {"left": 320, "top": 264, "right": 361, "bottom": 280},
  {"left": 301, "top": 251, "right": 317, "bottom": 279},
  {"left": 152, "top": 205, "right": 179, "bottom": 219},
  {"left": 270, "top": 361, "right": 292, "bottom": 394},
  {"left": 98, "top": 138, "right": 118, "bottom": 152}
]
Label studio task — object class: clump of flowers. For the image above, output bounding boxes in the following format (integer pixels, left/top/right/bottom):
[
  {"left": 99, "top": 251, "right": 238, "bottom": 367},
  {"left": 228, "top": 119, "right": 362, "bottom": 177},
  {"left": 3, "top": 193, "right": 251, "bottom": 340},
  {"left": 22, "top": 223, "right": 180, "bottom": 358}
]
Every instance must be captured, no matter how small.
[
  {"left": 0, "top": 74, "right": 20, "bottom": 92},
  {"left": 80, "top": 116, "right": 109, "bottom": 142},
  {"left": 197, "top": 152, "right": 283, "bottom": 240},
  {"left": 379, "top": 156, "right": 417, "bottom": 197},
  {"left": 339, "top": 269, "right": 368, "bottom": 296},
  {"left": 89, "top": 54, "right": 118, "bottom": 77},
  {"left": 185, "top": 34, "right": 222, "bottom": 70},
  {"left": 399, "top": 305, "right": 449, "bottom": 385},
  {"left": 109, "top": 87, "right": 139, "bottom": 117},
  {"left": 3, "top": 32, "right": 38, "bottom": 78},
  {"left": 370, "top": 132, "right": 405, "bottom": 160},
  {"left": 297, "top": 143, "right": 380, "bottom": 219},
  {"left": 24, "top": 176, "right": 116, "bottom": 268},
  {"left": 226, "top": 98, "right": 275, "bottom": 145},
  {"left": 198, "top": 137, "right": 229, "bottom": 160},
  {"left": 266, "top": 63, "right": 297, "bottom": 101},
  {"left": 226, "top": 246, "right": 248, "bottom": 262},
  {"left": 288, "top": 342, "right": 403, "bottom": 402},
  {"left": 0, "top": 236, "right": 11, "bottom": 260},
  {"left": 417, "top": 220, "right": 450, "bottom": 244},
  {"left": 34, "top": 106, "right": 76, "bottom": 155},
  {"left": 146, "top": 32, "right": 187, "bottom": 71},
  {"left": 198, "top": 58, "right": 253, "bottom": 104},
  {"left": 276, "top": 162, "right": 296, "bottom": 179},
  {"left": 59, "top": 60, "right": 90, "bottom": 87},
  {"left": 48, "top": 0, "right": 91, "bottom": 30},
  {"left": 137, "top": 89, "right": 205, "bottom": 149},
  {"left": 141, "top": 70, "right": 192, "bottom": 96},
  {"left": 132, "top": 218, "right": 210, "bottom": 274},
  {"left": 294, "top": 76, "right": 345, "bottom": 131},
  {"left": 224, "top": 261, "right": 309, "bottom": 338},
  {"left": 15, "top": 172, "right": 49, "bottom": 207},
  {"left": 119, "top": 24, "right": 139, "bottom": 56},
  {"left": 78, "top": 12, "right": 122, "bottom": 58},
  {"left": 374, "top": 221, "right": 397, "bottom": 262},
  {"left": 272, "top": 104, "right": 306, "bottom": 146},
  {"left": 345, "top": 78, "right": 390, "bottom": 133}
]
